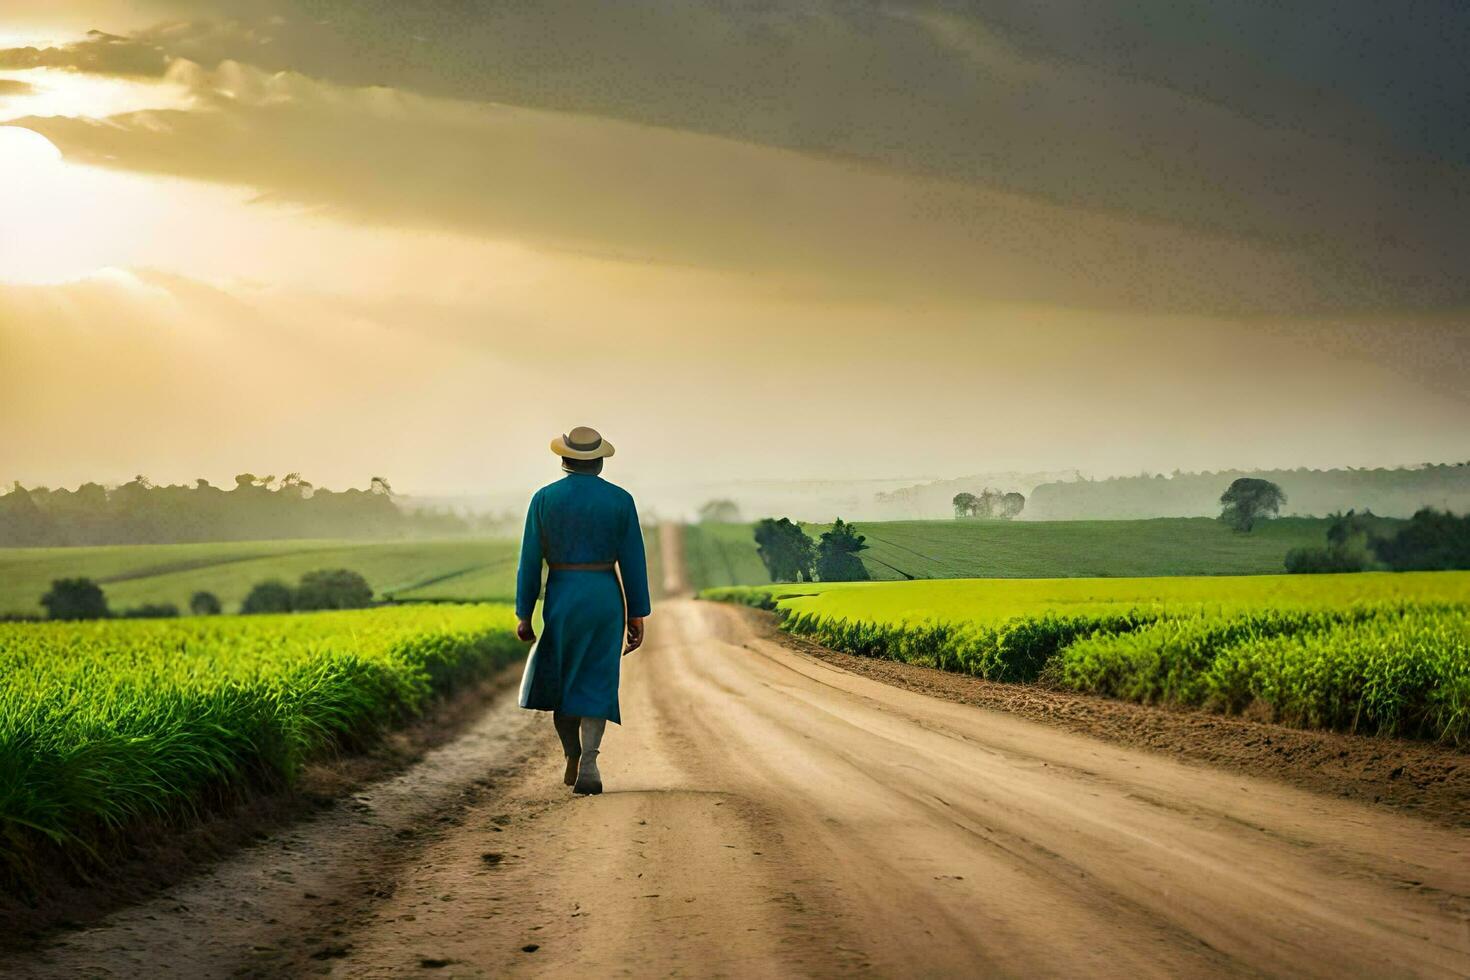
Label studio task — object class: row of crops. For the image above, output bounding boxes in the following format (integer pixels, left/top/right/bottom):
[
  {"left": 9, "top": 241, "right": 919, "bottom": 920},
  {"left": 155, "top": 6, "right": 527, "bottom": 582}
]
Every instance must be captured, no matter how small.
[
  {"left": 704, "top": 572, "right": 1470, "bottom": 745},
  {"left": 0, "top": 604, "right": 521, "bottom": 893}
]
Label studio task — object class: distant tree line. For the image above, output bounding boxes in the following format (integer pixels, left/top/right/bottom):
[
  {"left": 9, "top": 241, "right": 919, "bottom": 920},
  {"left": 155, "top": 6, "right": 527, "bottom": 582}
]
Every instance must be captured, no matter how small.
[
  {"left": 1287, "top": 509, "right": 1470, "bottom": 573},
  {"left": 952, "top": 489, "right": 1025, "bottom": 520},
  {"left": 38, "top": 577, "right": 212, "bottom": 621},
  {"left": 0, "top": 474, "right": 497, "bottom": 547},
  {"left": 1027, "top": 462, "right": 1470, "bottom": 520},
  {"left": 753, "top": 517, "right": 870, "bottom": 583},
  {"left": 35, "top": 568, "right": 375, "bottom": 620}
]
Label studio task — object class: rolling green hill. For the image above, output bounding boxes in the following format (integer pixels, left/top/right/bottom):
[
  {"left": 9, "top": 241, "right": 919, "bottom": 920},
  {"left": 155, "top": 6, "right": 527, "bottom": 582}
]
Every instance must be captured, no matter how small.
[
  {"left": 1, "top": 526, "right": 666, "bottom": 616},
  {"left": 0, "top": 539, "right": 519, "bottom": 616},
  {"left": 685, "top": 517, "right": 1360, "bottom": 590}
]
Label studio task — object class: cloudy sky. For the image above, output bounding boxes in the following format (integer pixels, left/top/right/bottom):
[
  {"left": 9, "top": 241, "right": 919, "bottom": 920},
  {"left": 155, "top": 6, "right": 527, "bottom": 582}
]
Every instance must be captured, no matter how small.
[{"left": 2, "top": 1, "right": 1467, "bottom": 500}]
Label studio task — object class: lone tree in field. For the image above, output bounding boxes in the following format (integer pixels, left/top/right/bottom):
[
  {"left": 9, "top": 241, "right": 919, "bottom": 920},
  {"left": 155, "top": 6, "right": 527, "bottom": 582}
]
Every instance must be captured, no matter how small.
[
  {"left": 40, "top": 577, "right": 110, "bottom": 620},
  {"left": 816, "top": 518, "right": 871, "bottom": 582},
  {"left": 1218, "top": 478, "right": 1286, "bottom": 532},
  {"left": 753, "top": 518, "right": 816, "bottom": 582}
]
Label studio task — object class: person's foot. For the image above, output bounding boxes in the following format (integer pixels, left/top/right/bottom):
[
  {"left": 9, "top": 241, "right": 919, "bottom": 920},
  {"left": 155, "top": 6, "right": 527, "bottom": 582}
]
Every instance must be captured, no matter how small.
[
  {"left": 553, "top": 711, "right": 582, "bottom": 787},
  {"left": 573, "top": 752, "right": 602, "bottom": 795},
  {"left": 574, "top": 716, "right": 606, "bottom": 795}
]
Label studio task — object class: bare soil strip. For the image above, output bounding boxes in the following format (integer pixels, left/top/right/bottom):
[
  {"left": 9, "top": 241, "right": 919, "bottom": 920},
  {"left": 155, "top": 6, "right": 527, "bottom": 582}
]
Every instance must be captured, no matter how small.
[{"left": 13, "top": 599, "right": 1470, "bottom": 978}]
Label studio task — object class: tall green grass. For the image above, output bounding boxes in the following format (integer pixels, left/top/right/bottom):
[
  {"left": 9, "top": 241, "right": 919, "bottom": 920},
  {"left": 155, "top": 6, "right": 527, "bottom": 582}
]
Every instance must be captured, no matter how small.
[
  {"left": 1052, "top": 604, "right": 1470, "bottom": 741},
  {"left": 0, "top": 605, "right": 520, "bottom": 892},
  {"left": 706, "top": 573, "right": 1470, "bottom": 745}
]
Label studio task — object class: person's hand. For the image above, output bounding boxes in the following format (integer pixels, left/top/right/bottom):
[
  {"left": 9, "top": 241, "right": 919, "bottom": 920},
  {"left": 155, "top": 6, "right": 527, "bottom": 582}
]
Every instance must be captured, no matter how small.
[
  {"left": 516, "top": 618, "right": 536, "bottom": 643},
  {"left": 624, "top": 617, "right": 645, "bottom": 655}
]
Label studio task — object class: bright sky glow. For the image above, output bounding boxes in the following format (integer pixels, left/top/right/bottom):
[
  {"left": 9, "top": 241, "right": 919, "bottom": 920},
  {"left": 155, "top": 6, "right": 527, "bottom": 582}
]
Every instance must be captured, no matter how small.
[
  {"left": 0, "top": 4, "right": 1465, "bottom": 499},
  {"left": 0, "top": 30, "right": 78, "bottom": 50},
  {"left": 0, "top": 68, "right": 195, "bottom": 122}
]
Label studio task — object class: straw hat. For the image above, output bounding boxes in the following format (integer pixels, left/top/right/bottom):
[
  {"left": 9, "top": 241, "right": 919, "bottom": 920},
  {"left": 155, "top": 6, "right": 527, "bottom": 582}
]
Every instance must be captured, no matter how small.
[{"left": 550, "top": 426, "right": 616, "bottom": 460}]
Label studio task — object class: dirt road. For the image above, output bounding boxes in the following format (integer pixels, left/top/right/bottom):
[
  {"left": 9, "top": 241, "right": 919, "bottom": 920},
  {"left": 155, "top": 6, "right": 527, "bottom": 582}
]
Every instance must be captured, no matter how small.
[{"left": 17, "top": 599, "right": 1470, "bottom": 978}]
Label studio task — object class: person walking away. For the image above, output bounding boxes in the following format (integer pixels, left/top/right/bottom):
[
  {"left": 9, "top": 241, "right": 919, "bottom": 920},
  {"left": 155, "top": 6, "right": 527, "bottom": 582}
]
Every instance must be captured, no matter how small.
[{"left": 514, "top": 426, "right": 650, "bottom": 795}]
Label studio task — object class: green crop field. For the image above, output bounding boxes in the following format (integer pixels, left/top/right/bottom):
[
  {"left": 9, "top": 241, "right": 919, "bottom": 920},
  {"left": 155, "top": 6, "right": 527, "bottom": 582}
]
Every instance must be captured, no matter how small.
[
  {"left": 704, "top": 572, "right": 1470, "bottom": 745},
  {"left": 0, "top": 604, "right": 521, "bottom": 891},
  {"left": 684, "top": 517, "right": 1352, "bottom": 591}
]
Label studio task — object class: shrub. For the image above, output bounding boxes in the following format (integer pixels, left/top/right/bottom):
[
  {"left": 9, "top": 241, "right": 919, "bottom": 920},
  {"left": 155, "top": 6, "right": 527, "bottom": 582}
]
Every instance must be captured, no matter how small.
[
  {"left": 120, "top": 603, "right": 180, "bottom": 619},
  {"left": 189, "top": 591, "right": 223, "bottom": 616},
  {"left": 1285, "top": 510, "right": 1377, "bottom": 573},
  {"left": 1372, "top": 508, "right": 1470, "bottom": 571},
  {"left": 241, "top": 579, "right": 295, "bottom": 615},
  {"left": 39, "top": 578, "right": 110, "bottom": 621},
  {"left": 783, "top": 608, "right": 1154, "bottom": 683},
  {"left": 1284, "top": 546, "right": 1368, "bottom": 574},
  {"left": 294, "top": 569, "right": 374, "bottom": 611}
]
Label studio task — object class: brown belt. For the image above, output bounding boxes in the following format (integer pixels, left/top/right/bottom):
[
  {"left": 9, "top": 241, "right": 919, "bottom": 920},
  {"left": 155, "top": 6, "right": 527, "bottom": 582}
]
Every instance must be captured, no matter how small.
[{"left": 548, "top": 561, "right": 616, "bottom": 571}]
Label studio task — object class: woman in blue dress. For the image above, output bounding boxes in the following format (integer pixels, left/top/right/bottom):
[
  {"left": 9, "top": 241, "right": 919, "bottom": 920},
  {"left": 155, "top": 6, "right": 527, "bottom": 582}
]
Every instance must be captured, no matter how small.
[{"left": 515, "top": 426, "right": 651, "bottom": 795}]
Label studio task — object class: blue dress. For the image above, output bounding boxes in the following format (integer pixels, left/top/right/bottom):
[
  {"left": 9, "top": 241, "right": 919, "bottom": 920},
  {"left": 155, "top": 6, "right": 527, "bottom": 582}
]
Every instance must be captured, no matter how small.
[{"left": 515, "top": 473, "right": 652, "bottom": 724}]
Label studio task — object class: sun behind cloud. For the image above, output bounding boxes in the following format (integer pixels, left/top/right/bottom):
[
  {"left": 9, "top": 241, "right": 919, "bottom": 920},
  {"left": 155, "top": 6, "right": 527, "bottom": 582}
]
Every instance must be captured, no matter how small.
[{"left": 0, "top": 124, "right": 61, "bottom": 174}]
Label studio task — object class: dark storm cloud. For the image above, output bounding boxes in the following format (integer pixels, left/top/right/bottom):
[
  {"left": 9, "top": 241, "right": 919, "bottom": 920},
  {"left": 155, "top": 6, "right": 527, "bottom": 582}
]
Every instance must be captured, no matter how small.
[
  {"left": 7, "top": 1, "right": 1470, "bottom": 311},
  {"left": 22, "top": 56, "right": 1384, "bottom": 317}
]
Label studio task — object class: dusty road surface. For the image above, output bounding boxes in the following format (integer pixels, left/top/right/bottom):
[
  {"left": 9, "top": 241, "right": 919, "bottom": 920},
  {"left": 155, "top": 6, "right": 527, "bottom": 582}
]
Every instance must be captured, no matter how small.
[{"left": 16, "top": 599, "right": 1470, "bottom": 978}]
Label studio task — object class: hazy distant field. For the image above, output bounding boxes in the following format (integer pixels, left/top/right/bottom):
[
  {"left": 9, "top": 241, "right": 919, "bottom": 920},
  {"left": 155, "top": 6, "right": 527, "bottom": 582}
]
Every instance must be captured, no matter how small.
[
  {"left": 0, "top": 539, "right": 520, "bottom": 615},
  {"left": 685, "top": 517, "right": 1348, "bottom": 590}
]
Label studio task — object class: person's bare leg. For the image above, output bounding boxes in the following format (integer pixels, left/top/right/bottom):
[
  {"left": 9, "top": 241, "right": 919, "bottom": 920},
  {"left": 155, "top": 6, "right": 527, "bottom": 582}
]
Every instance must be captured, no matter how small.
[
  {"left": 573, "top": 717, "right": 606, "bottom": 795},
  {"left": 553, "top": 711, "right": 581, "bottom": 787}
]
